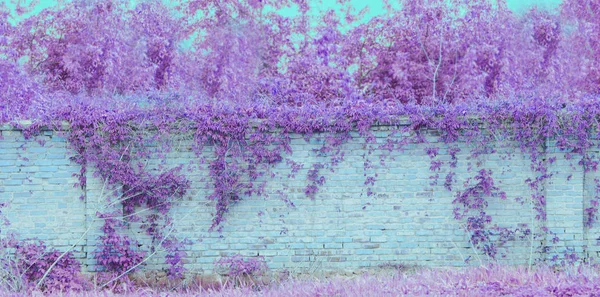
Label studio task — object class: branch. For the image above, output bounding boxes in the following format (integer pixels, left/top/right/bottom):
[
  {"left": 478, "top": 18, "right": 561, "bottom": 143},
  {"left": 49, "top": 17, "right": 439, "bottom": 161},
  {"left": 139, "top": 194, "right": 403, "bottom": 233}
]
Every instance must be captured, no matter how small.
[
  {"left": 99, "top": 192, "right": 200, "bottom": 289},
  {"left": 443, "top": 48, "right": 459, "bottom": 103},
  {"left": 35, "top": 171, "right": 113, "bottom": 290},
  {"left": 432, "top": 32, "right": 443, "bottom": 100}
]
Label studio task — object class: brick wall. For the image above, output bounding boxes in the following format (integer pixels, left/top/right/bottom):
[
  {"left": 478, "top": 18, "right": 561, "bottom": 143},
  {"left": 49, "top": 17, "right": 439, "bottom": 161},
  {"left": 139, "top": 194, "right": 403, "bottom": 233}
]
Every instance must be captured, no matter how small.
[{"left": 0, "top": 124, "right": 595, "bottom": 274}]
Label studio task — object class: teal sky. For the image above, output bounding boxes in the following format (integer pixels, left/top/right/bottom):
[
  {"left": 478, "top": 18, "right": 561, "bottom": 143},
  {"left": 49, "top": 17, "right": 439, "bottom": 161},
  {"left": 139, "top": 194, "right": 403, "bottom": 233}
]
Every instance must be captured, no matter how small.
[
  {"left": 5, "top": 0, "right": 563, "bottom": 23},
  {"left": 301, "top": 0, "right": 562, "bottom": 20}
]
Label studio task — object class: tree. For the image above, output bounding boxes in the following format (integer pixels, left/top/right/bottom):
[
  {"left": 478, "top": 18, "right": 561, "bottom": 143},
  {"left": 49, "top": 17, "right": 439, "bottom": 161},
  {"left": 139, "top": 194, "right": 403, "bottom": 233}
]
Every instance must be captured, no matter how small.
[{"left": 1, "top": 0, "right": 599, "bottom": 116}]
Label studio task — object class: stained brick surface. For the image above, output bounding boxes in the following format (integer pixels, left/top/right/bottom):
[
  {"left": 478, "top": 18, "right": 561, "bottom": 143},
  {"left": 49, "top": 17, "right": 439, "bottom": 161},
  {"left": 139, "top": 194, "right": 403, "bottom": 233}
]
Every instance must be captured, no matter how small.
[{"left": 0, "top": 126, "right": 595, "bottom": 274}]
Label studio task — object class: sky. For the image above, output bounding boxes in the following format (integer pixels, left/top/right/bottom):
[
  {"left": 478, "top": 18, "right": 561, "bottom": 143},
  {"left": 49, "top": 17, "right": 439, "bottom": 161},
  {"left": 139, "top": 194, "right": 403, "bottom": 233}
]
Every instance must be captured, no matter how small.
[
  {"left": 5, "top": 0, "right": 563, "bottom": 24},
  {"left": 303, "top": 0, "right": 562, "bottom": 21}
]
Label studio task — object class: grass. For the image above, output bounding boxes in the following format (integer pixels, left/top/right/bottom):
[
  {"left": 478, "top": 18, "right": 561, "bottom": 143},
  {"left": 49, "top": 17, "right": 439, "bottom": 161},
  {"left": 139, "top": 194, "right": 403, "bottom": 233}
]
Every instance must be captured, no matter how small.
[{"left": 2, "top": 264, "right": 600, "bottom": 296}]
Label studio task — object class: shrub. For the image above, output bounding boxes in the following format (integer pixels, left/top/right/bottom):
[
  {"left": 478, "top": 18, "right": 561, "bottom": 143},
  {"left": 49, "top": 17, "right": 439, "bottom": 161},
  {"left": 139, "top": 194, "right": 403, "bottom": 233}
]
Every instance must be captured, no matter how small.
[
  {"left": 215, "top": 254, "right": 268, "bottom": 288},
  {"left": 0, "top": 239, "right": 89, "bottom": 293},
  {"left": 215, "top": 254, "right": 268, "bottom": 278}
]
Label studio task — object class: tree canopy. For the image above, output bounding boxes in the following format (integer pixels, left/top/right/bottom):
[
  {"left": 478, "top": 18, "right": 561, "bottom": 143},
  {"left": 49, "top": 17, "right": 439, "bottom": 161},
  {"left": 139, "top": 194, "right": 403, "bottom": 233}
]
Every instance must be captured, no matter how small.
[{"left": 1, "top": 0, "right": 599, "bottom": 121}]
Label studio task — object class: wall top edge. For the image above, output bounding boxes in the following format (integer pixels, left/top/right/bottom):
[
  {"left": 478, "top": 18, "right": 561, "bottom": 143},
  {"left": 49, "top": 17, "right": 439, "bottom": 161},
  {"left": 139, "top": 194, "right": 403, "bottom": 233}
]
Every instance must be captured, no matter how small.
[
  {"left": 0, "top": 120, "right": 71, "bottom": 131},
  {"left": 0, "top": 118, "right": 418, "bottom": 132}
]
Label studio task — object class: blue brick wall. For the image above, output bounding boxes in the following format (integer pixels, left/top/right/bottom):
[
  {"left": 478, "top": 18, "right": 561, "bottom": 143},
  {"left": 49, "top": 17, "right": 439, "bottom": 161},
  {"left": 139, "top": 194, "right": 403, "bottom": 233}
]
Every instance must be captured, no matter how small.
[
  {"left": 0, "top": 128, "right": 87, "bottom": 261},
  {"left": 0, "top": 125, "right": 596, "bottom": 275}
]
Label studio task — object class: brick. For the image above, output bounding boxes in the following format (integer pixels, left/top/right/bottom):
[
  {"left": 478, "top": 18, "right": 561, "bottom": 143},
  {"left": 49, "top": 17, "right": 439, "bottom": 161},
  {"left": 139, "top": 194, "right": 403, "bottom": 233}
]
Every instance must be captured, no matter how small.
[{"left": 0, "top": 127, "right": 594, "bottom": 274}]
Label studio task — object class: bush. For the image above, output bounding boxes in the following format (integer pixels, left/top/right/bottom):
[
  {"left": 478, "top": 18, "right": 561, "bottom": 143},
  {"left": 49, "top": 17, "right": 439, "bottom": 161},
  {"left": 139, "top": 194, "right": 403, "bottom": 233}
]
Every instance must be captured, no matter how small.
[
  {"left": 1, "top": 239, "right": 89, "bottom": 293},
  {"left": 215, "top": 254, "right": 268, "bottom": 288}
]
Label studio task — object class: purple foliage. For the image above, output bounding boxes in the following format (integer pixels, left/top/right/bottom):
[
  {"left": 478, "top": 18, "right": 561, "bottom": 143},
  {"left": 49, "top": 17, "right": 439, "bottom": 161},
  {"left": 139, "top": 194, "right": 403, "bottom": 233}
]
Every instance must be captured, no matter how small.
[
  {"left": 14, "top": 241, "right": 88, "bottom": 293},
  {"left": 2, "top": 203, "right": 87, "bottom": 293},
  {"left": 0, "top": 239, "right": 89, "bottom": 293},
  {"left": 4, "top": 264, "right": 600, "bottom": 296},
  {"left": 215, "top": 254, "right": 268, "bottom": 278},
  {"left": 1, "top": 0, "right": 600, "bottom": 109},
  {"left": 2, "top": 0, "right": 600, "bottom": 293},
  {"left": 94, "top": 212, "right": 145, "bottom": 275}
]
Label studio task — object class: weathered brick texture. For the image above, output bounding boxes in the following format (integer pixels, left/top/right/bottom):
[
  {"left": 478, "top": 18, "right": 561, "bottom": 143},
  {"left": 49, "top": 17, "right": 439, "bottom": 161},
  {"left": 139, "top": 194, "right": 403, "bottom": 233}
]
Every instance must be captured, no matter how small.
[{"left": 0, "top": 125, "right": 595, "bottom": 274}]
